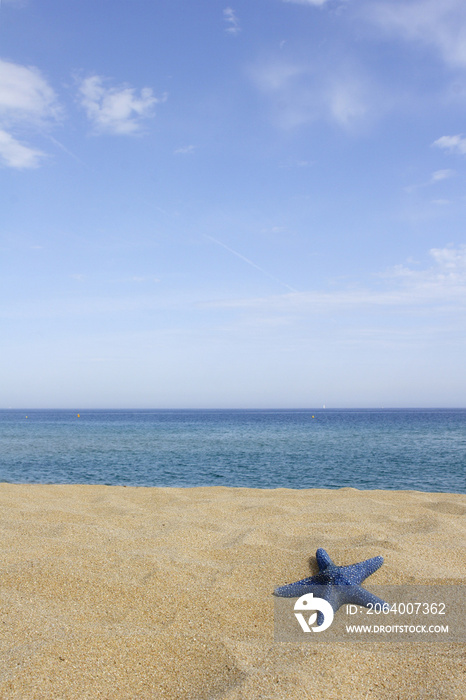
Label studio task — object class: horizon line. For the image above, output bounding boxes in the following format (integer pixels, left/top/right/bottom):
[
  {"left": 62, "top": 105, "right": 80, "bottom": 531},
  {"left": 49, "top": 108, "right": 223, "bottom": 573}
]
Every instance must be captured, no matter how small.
[{"left": 1, "top": 407, "right": 465, "bottom": 412}]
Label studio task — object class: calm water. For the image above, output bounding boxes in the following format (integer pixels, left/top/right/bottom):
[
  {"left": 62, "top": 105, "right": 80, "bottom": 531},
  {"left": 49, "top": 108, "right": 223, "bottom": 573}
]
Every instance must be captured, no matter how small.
[{"left": 0, "top": 409, "right": 464, "bottom": 492}]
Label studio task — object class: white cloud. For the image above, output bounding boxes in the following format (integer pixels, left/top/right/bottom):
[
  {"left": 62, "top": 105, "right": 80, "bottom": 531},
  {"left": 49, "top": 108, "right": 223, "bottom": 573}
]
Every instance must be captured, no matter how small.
[
  {"left": 0, "top": 59, "right": 59, "bottom": 125},
  {"left": 367, "top": 0, "right": 466, "bottom": 68},
  {"left": 433, "top": 134, "right": 466, "bottom": 155},
  {"left": 0, "top": 129, "right": 44, "bottom": 168},
  {"left": 0, "top": 59, "right": 60, "bottom": 168},
  {"left": 78, "top": 75, "right": 165, "bottom": 135},
  {"left": 223, "top": 8, "right": 241, "bottom": 35}
]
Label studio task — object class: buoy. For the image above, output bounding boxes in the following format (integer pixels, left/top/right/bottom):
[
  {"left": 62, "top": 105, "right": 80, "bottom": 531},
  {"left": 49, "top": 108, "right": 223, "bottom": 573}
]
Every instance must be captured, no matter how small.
[{"left": 77, "top": 414, "right": 80, "bottom": 417}]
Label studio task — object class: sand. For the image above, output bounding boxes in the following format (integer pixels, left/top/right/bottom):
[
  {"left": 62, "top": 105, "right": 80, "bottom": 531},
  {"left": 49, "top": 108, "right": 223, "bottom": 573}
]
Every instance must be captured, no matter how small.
[{"left": 0, "top": 484, "right": 464, "bottom": 699}]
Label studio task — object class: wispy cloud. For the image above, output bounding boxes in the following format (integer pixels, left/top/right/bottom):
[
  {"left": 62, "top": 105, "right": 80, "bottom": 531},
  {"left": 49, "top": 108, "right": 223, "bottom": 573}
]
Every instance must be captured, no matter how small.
[
  {"left": 282, "top": 0, "right": 333, "bottom": 6},
  {"left": 223, "top": 7, "right": 241, "bottom": 35},
  {"left": 77, "top": 75, "right": 166, "bottom": 135},
  {"left": 366, "top": 0, "right": 466, "bottom": 68},
  {"left": 126, "top": 276, "right": 160, "bottom": 283},
  {"left": 0, "top": 58, "right": 60, "bottom": 168},
  {"left": 430, "top": 169, "right": 455, "bottom": 182},
  {"left": 428, "top": 245, "right": 466, "bottom": 269},
  {"left": 326, "top": 77, "right": 368, "bottom": 126},
  {"left": 43, "top": 132, "right": 87, "bottom": 166},
  {"left": 205, "top": 234, "right": 298, "bottom": 292},
  {"left": 249, "top": 58, "right": 371, "bottom": 130},
  {"left": 174, "top": 144, "right": 196, "bottom": 155},
  {"left": 4, "top": 247, "right": 464, "bottom": 339},
  {"left": 201, "top": 245, "right": 466, "bottom": 313},
  {"left": 405, "top": 168, "right": 456, "bottom": 192},
  {"left": 433, "top": 134, "right": 466, "bottom": 155}
]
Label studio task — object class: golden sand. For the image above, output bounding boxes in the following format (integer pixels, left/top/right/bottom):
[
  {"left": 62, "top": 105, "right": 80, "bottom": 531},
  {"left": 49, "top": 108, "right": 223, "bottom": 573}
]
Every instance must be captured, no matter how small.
[{"left": 0, "top": 484, "right": 464, "bottom": 699}]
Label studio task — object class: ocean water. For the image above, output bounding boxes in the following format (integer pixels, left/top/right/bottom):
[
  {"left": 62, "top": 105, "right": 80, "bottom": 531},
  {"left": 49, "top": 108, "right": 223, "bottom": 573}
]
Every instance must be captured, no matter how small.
[{"left": 0, "top": 409, "right": 464, "bottom": 493}]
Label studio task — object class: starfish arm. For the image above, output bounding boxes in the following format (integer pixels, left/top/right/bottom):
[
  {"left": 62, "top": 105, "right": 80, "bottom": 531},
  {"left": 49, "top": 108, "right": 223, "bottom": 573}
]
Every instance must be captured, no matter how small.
[
  {"left": 273, "top": 575, "right": 322, "bottom": 598},
  {"left": 339, "top": 556, "right": 384, "bottom": 584},
  {"left": 342, "top": 586, "right": 388, "bottom": 610},
  {"left": 315, "top": 548, "right": 333, "bottom": 571}
]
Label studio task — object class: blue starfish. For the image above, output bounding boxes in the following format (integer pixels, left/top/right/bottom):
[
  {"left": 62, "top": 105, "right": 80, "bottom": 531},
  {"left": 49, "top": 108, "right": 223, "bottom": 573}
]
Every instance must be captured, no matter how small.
[{"left": 274, "top": 548, "right": 387, "bottom": 626}]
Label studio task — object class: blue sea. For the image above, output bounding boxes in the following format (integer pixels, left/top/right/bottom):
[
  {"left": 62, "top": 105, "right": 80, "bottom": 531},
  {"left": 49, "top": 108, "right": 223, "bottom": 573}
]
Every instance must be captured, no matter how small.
[{"left": 0, "top": 409, "right": 464, "bottom": 493}]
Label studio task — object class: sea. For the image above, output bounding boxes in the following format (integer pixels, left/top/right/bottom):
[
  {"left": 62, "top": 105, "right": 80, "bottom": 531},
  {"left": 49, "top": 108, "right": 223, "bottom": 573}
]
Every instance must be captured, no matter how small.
[{"left": 0, "top": 409, "right": 464, "bottom": 493}]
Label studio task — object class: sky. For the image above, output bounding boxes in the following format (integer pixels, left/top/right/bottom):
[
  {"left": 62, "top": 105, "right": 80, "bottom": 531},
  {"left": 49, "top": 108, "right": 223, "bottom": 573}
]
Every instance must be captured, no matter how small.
[{"left": 1, "top": 0, "right": 465, "bottom": 409}]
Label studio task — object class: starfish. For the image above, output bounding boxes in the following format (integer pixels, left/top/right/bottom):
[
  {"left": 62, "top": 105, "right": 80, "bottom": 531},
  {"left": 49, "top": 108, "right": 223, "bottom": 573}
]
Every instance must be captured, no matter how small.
[{"left": 274, "top": 547, "right": 387, "bottom": 626}]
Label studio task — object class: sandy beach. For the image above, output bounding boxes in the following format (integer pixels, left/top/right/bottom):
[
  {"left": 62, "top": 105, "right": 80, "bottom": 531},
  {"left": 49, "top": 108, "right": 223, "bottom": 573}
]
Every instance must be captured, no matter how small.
[{"left": 0, "top": 484, "right": 464, "bottom": 699}]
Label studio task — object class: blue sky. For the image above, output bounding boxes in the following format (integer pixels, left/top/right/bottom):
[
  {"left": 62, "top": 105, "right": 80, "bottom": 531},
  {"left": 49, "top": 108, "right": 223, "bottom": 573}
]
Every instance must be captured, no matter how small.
[{"left": 1, "top": 0, "right": 465, "bottom": 408}]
